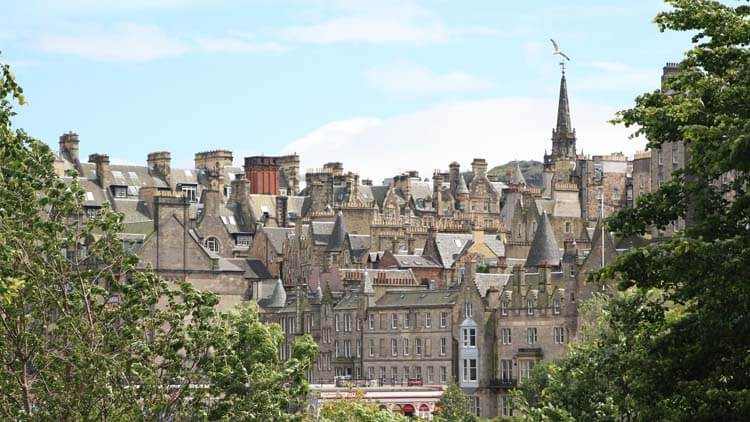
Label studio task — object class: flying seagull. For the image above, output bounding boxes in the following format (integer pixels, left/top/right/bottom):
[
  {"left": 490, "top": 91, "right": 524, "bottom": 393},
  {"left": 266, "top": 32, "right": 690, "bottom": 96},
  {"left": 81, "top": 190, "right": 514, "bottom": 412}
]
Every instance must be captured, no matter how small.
[{"left": 550, "top": 38, "right": 570, "bottom": 61}]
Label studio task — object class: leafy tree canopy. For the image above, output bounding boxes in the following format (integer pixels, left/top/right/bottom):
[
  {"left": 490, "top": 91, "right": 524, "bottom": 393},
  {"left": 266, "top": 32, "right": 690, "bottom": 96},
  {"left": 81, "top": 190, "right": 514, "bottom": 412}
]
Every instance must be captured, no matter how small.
[{"left": 0, "top": 57, "right": 317, "bottom": 421}]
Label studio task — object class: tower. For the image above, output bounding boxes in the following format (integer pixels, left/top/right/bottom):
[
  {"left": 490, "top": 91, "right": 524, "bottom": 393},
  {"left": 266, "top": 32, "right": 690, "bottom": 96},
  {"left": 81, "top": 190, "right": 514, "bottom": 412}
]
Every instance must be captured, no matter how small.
[{"left": 545, "top": 69, "right": 577, "bottom": 167}]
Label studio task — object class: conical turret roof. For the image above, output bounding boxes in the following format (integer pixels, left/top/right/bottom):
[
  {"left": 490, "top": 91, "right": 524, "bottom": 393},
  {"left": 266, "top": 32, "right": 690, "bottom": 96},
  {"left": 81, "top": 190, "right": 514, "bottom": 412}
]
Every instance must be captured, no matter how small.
[
  {"left": 584, "top": 219, "right": 618, "bottom": 270},
  {"left": 456, "top": 174, "right": 469, "bottom": 195},
  {"left": 510, "top": 161, "right": 526, "bottom": 186},
  {"left": 325, "top": 210, "right": 348, "bottom": 252},
  {"left": 525, "top": 211, "right": 562, "bottom": 268},
  {"left": 554, "top": 74, "right": 574, "bottom": 140},
  {"left": 267, "top": 278, "right": 287, "bottom": 308}
]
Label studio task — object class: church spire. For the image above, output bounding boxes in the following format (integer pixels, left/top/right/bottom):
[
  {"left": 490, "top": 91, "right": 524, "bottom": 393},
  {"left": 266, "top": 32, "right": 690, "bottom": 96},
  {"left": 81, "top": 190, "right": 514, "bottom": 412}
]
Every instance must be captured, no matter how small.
[
  {"left": 555, "top": 73, "right": 573, "bottom": 138},
  {"left": 550, "top": 70, "right": 577, "bottom": 161}
]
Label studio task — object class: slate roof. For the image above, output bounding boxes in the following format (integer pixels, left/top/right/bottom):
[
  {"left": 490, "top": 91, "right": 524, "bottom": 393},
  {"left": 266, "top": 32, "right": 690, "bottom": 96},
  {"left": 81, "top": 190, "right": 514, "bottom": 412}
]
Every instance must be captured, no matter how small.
[
  {"left": 262, "top": 227, "right": 295, "bottom": 254},
  {"left": 326, "top": 211, "right": 348, "bottom": 252},
  {"left": 312, "top": 221, "right": 335, "bottom": 245},
  {"left": 525, "top": 212, "right": 562, "bottom": 268},
  {"left": 474, "top": 273, "right": 512, "bottom": 297},
  {"left": 373, "top": 290, "right": 458, "bottom": 308},
  {"left": 347, "top": 234, "right": 371, "bottom": 260},
  {"left": 390, "top": 254, "right": 442, "bottom": 268},
  {"left": 225, "top": 258, "right": 274, "bottom": 279},
  {"left": 257, "top": 279, "right": 287, "bottom": 308},
  {"left": 456, "top": 174, "right": 469, "bottom": 195},
  {"left": 430, "top": 233, "right": 506, "bottom": 269},
  {"left": 371, "top": 186, "right": 389, "bottom": 208},
  {"left": 510, "top": 162, "right": 526, "bottom": 186},
  {"left": 334, "top": 294, "right": 360, "bottom": 310}
]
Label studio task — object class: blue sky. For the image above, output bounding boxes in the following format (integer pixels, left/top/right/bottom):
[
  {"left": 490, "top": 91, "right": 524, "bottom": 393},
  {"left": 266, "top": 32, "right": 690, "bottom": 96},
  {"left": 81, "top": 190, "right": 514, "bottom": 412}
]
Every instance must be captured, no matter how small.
[{"left": 3, "top": 0, "right": 692, "bottom": 182}]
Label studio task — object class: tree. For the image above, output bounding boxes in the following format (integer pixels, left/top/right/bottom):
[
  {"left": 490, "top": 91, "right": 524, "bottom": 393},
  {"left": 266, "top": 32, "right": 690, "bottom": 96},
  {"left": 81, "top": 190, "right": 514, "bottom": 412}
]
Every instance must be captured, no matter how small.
[
  {"left": 316, "top": 390, "right": 410, "bottom": 422},
  {"left": 433, "top": 379, "right": 477, "bottom": 422},
  {"left": 0, "top": 58, "right": 317, "bottom": 420},
  {"left": 520, "top": 1, "right": 750, "bottom": 420}
]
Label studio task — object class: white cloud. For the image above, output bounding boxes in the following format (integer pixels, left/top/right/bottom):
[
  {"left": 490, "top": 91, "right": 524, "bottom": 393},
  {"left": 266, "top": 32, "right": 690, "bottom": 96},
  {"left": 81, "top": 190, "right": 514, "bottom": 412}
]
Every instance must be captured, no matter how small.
[
  {"left": 195, "top": 36, "right": 287, "bottom": 53},
  {"left": 37, "top": 23, "right": 188, "bottom": 62},
  {"left": 282, "top": 2, "right": 447, "bottom": 45},
  {"left": 282, "top": 97, "right": 644, "bottom": 183},
  {"left": 582, "top": 61, "right": 661, "bottom": 93},
  {"left": 366, "top": 61, "right": 494, "bottom": 97}
]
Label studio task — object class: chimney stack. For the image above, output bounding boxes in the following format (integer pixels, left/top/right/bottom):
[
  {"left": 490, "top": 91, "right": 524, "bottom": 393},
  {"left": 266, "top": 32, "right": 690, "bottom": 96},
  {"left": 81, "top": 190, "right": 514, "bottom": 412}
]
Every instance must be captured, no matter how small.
[
  {"left": 147, "top": 151, "right": 171, "bottom": 186},
  {"left": 59, "top": 131, "right": 80, "bottom": 169},
  {"left": 391, "top": 236, "right": 399, "bottom": 254},
  {"left": 407, "top": 234, "right": 416, "bottom": 255},
  {"left": 88, "top": 153, "right": 111, "bottom": 188}
]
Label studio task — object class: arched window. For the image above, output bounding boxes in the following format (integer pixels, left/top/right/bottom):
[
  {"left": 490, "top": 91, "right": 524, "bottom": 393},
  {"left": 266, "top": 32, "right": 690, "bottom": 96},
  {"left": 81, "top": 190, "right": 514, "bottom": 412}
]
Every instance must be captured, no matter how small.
[{"left": 205, "top": 237, "right": 220, "bottom": 253}]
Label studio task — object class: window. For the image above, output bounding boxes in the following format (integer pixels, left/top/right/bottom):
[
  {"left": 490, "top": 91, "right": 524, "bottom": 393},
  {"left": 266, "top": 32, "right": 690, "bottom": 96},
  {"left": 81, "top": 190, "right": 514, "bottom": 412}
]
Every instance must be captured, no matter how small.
[
  {"left": 368, "top": 339, "right": 375, "bottom": 357},
  {"left": 427, "top": 366, "right": 434, "bottom": 384},
  {"left": 657, "top": 149, "right": 663, "bottom": 165},
  {"left": 404, "top": 313, "right": 410, "bottom": 329},
  {"left": 470, "top": 396, "right": 480, "bottom": 417},
  {"left": 672, "top": 147, "right": 678, "bottom": 164},
  {"left": 345, "top": 340, "right": 351, "bottom": 357},
  {"left": 181, "top": 184, "right": 197, "bottom": 202},
  {"left": 356, "top": 367, "right": 361, "bottom": 378},
  {"left": 368, "top": 314, "right": 374, "bottom": 330},
  {"left": 205, "top": 237, "right": 219, "bottom": 253},
  {"left": 415, "top": 366, "right": 422, "bottom": 380},
  {"left": 565, "top": 221, "right": 572, "bottom": 233},
  {"left": 501, "top": 328, "right": 512, "bottom": 344},
  {"left": 356, "top": 339, "right": 361, "bottom": 358},
  {"left": 380, "top": 367, "right": 386, "bottom": 381},
  {"left": 85, "top": 207, "right": 98, "bottom": 219},
  {"left": 440, "top": 366, "right": 447, "bottom": 383},
  {"left": 519, "top": 360, "right": 536, "bottom": 381},
  {"left": 554, "top": 326, "right": 566, "bottom": 344},
  {"left": 345, "top": 314, "right": 352, "bottom": 332},
  {"left": 464, "top": 302, "right": 473, "bottom": 318},
  {"left": 425, "top": 312, "right": 432, "bottom": 328},
  {"left": 527, "top": 298, "right": 534, "bottom": 315},
  {"left": 391, "top": 367, "right": 398, "bottom": 381},
  {"left": 391, "top": 314, "right": 398, "bottom": 329},
  {"left": 440, "top": 311, "right": 448, "bottom": 328},
  {"left": 335, "top": 315, "right": 340, "bottom": 332},
  {"left": 500, "top": 396, "right": 513, "bottom": 417},
  {"left": 500, "top": 300, "right": 509, "bottom": 316},
  {"left": 113, "top": 186, "right": 127, "bottom": 198},
  {"left": 639, "top": 174, "right": 645, "bottom": 189},
  {"left": 334, "top": 340, "right": 339, "bottom": 357},
  {"left": 415, "top": 339, "right": 422, "bottom": 355},
  {"left": 440, "top": 337, "right": 447, "bottom": 355},
  {"left": 527, "top": 327, "right": 538, "bottom": 345},
  {"left": 404, "top": 366, "right": 410, "bottom": 380},
  {"left": 391, "top": 339, "right": 398, "bottom": 356},
  {"left": 462, "top": 328, "right": 476, "bottom": 347},
  {"left": 367, "top": 367, "right": 374, "bottom": 380},
  {"left": 501, "top": 359, "right": 513, "bottom": 381},
  {"left": 403, "top": 339, "right": 409, "bottom": 356},
  {"left": 235, "top": 235, "right": 250, "bottom": 246},
  {"left": 462, "top": 359, "right": 478, "bottom": 382},
  {"left": 553, "top": 297, "right": 561, "bottom": 314}
]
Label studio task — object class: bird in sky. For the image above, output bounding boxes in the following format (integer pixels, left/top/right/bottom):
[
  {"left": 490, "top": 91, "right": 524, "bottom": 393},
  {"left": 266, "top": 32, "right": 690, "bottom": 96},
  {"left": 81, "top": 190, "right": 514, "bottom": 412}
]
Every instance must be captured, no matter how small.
[{"left": 550, "top": 39, "right": 570, "bottom": 61}]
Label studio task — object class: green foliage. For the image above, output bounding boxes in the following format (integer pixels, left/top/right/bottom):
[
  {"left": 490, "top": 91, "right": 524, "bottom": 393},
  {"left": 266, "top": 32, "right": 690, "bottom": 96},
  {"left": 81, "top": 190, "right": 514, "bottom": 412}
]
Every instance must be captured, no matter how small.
[
  {"left": 433, "top": 379, "right": 477, "bottom": 422},
  {"left": 0, "top": 57, "right": 317, "bottom": 420},
  {"left": 521, "top": 1, "right": 750, "bottom": 420},
  {"left": 317, "top": 390, "right": 410, "bottom": 422}
]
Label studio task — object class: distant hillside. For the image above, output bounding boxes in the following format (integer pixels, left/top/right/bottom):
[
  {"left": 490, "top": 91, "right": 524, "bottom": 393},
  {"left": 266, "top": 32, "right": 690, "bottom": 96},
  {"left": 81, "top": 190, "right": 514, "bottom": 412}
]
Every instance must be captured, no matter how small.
[{"left": 488, "top": 160, "right": 544, "bottom": 187}]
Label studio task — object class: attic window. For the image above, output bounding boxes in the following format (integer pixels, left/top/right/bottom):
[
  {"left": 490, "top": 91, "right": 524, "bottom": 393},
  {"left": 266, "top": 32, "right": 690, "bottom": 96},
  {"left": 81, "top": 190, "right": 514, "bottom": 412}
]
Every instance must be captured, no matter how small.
[
  {"left": 112, "top": 170, "right": 123, "bottom": 179},
  {"left": 128, "top": 186, "right": 139, "bottom": 196},
  {"left": 85, "top": 191, "right": 95, "bottom": 201},
  {"left": 236, "top": 235, "right": 250, "bottom": 246},
  {"left": 113, "top": 186, "right": 127, "bottom": 198},
  {"left": 128, "top": 171, "right": 138, "bottom": 181},
  {"left": 205, "top": 237, "right": 220, "bottom": 253}
]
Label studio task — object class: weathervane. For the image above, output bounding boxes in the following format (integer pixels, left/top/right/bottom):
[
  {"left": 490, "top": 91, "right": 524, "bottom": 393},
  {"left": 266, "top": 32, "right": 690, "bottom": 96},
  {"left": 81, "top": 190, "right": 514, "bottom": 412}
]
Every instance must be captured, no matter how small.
[{"left": 550, "top": 39, "right": 570, "bottom": 74}]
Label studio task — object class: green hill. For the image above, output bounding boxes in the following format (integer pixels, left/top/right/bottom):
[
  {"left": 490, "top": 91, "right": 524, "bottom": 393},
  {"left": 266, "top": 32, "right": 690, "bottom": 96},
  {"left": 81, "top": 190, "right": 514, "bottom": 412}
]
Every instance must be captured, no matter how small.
[{"left": 488, "top": 160, "right": 544, "bottom": 187}]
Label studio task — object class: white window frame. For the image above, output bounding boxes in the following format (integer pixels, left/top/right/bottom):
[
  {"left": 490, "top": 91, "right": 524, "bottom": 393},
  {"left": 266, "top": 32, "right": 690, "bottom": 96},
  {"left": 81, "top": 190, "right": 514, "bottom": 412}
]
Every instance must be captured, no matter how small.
[
  {"left": 500, "top": 300, "right": 508, "bottom": 316},
  {"left": 464, "top": 302, "right": 473, "bottom": 318},
  {"left": 501, "top": 328, "right": 512, "bottom": 345},
  {"left": 554, "top": 326, "right": 566, "bottom": 344},
  {"left": 415, "top": 338, "right": 422, "bottom": 355},
  {"left": 425, "top": 312, "right": 432, "bottom": 328},
  {"left": 391, "top": 338, "right": 398, "bottom": 356},
  {"left": 527, "top": 298, "right": 534, "bottom": 315},
  {"left": 440, "top": 311, "right": 447, "bottom": 328},
  {"left": 403, "top": 338, "right": 409, "bottom": 356},
  {"left": 527, "top": 327, "right": 538, "bottom": 345},
  {"left": 462, "top": 327, "right": 476, "bottom": 348},
  {"left": 553, "top": 297, "right": 561, "bottom": 314},
  {"left": 404, "top": 312, "right": 410, "bottom": 329},
  {"left": 205, "top": 237, "right": 219, "bottom": 253},
  {"left": 440, "top": 337, "right": 447, "bottom": 355},
  {"left": 391, "top": 313, "right": 398, "bottom": 330},
  {"left": 440, "top": 366, "right": 447, "bottom": 383},
  {"left": 368, "top": 314, "right": 374, "bottom": 330},
  {"left": 462, "top": 358, "right": 477, "bottom": 382}
]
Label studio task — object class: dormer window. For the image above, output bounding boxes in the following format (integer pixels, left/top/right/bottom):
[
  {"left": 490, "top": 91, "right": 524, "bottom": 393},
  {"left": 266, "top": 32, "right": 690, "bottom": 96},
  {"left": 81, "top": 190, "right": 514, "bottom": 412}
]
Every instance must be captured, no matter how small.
[
  {"left": 235, "top": 235, "right": 250, "bottom": 247},
  {"left": 180, "top": 184, "right": 197, "bottom": 203},
  {"left": 85, "top": 207, "right": 99, "bottom": 219},
  {"left": 112, "top": 186, "right": 127, "bottom": 198},
  {"left": 205, "top": 237, "right": 220, "bottom": 253},
  {"left": 500, "top": 300, "right": 509, "bottom": 316}
]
